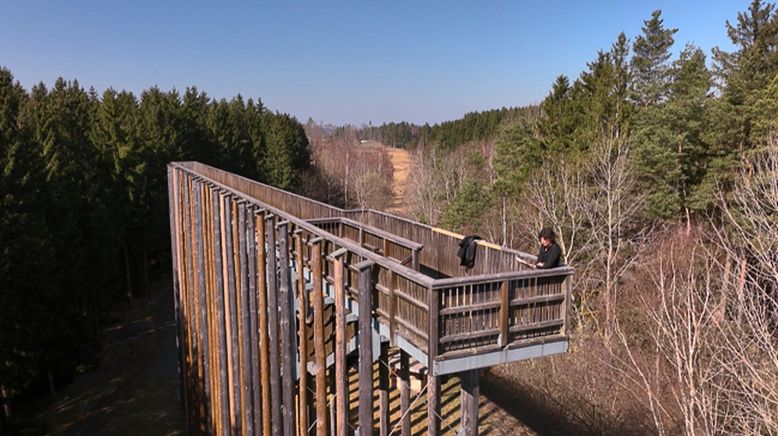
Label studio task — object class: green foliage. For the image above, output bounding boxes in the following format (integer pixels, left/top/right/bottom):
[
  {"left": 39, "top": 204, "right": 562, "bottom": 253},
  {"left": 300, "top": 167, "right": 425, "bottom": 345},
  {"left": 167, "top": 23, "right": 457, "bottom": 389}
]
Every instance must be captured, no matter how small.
[
  {"left": 0, "top": 67, "right": 311, "bottom": 421},
  {"left": 631, "top": 10, "right": 677, "bottom": 106},
  {"left": 442, "top": 179, "right": 493, "bottom": 232}
]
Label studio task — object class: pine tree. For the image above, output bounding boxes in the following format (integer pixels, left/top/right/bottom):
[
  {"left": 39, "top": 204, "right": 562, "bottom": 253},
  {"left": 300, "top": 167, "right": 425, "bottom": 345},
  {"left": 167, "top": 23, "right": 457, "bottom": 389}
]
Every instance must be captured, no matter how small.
[{"left": 631, "top": 10, "right": 678, "bottom": 107}]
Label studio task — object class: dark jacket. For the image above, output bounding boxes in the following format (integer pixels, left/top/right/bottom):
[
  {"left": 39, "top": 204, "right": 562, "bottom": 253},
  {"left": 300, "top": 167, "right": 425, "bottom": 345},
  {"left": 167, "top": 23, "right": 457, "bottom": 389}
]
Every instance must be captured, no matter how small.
[
  {"left": 536, "top": 242, "right": 562, "bottom": 269},
  {"left": 457, "top": 235, "right": 481, "bottom": 269}
]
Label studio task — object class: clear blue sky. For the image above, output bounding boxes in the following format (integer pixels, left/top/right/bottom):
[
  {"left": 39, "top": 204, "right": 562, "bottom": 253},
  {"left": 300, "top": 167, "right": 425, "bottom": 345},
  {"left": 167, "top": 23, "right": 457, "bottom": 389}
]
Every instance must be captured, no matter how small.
[{"left": 1, "top": 1, "right": 745, "bottom": 125}]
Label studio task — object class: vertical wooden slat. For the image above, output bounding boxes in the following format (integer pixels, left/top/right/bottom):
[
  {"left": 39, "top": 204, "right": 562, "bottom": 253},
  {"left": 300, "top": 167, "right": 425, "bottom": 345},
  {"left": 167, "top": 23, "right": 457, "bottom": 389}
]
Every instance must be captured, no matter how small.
[
  {"left": 333, "top": 250, "right": 347, "bottom": 436},
  {"left": 167, "top": 168, "right": 189, "bottom": 426},
  {"left": 400, "top": 350, "right": 410, "bottom": 436},
  {"left": 357, "top": 261, "right": 375, "bottom": 435},
  {"left": 246, "top": 207, "right": 262, "bottom": 435},
  {"left": 295, "top": 233, "right": 310, "bottom": 436},
  {"left": 379, "top": 341, "right": 389, "bottom": 436},
  {"left": 193, "top": 182, "right": 212, "bottom": 431},
  {"left": 427, "top": 285, "right": 440, "bottom": 436},
  {"left": 460, "top": 369, "right": 480, "bottom": 436},
  {"left": 266, "top": 214, "right": 282, "bottom": 435},
  {"left": 223, "top": 196, "right": 242, "bottom": 433},
  {"left": 256, "top": 213, "right": 272, "bottom": 436},
  {"left": 311, "top": 240, "right": 327, "bottom": 435},
  {"left": 213, "top": 190, "right": 230, "bottom": 436},
  {"left": 498, "top": 280, "right": 509, "bottom": 347},
  {"left": 238, "top": 202, "right": 254, "bottom": 435},
  {"left": 277, "top": 222, "right": 295, "bottom": 436}
]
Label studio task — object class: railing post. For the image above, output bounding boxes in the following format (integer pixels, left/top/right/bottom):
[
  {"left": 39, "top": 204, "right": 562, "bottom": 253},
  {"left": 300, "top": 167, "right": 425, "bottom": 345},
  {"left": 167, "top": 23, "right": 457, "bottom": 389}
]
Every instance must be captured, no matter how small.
[
  {"left": 294, "top": 231, "right": 309, "bottom": 436},
  {"left": 498, "top": 280, "right": 509, "bottom": 347},
  {"left": 265, "top": 214, "right": 282, "bottom": 435},
  {"left": 276, "top": 221, "right": 295, "bottom": 436},
  {"left": 427, "top": 285, "right": 441, "bottom": 436},
  {"left": 310, "top": 238, "right": 327, "bottom": 436},
  {"left": 330, "top": 248, "right": 348, "bottom": 436},
  {"left": 561, "top": 274, "right": 573, "bottom": 336},
  {"left": 357, "top": 260, "right": 376, "bottom": 436}
]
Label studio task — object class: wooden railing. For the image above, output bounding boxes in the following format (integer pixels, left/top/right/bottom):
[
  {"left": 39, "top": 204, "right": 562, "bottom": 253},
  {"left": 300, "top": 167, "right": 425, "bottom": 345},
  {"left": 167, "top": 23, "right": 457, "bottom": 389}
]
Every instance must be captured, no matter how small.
[{"left": 172, "top": 161, "right": 572, "bottom": 360}]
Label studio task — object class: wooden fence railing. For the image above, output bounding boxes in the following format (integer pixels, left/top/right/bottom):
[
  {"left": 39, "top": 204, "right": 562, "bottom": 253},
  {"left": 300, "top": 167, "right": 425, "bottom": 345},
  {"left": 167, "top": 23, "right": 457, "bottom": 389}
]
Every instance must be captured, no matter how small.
[{"left": 169, "top": 161, "right": 573, "bottom": 435}]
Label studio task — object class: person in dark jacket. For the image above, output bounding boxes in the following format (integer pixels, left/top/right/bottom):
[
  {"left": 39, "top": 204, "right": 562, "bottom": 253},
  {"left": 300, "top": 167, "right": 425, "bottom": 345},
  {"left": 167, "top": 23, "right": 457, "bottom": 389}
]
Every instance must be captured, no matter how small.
[
  {"left": 518, "top": 227, "right": 563, "bottom": 269},
  {"left": 535, "top": 227, "right": 562, "bottom": 269}
]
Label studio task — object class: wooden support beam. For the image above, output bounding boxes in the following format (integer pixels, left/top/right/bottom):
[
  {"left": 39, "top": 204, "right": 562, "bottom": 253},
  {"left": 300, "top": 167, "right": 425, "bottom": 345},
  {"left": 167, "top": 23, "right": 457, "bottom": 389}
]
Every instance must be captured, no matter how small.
[
  {"left": 294, "top": 233, "right": 309, "bottom": 436},
  {"left": 212, "top": 191, "right": 230, "bottom": 436},
  {"left": 246, "top": 207, "right": 262, "bottom": 435},
  {"left": 193, "top": 182, "right": 212, "bottom": 431},
  {"left": 266, "top": 214, "right": 282, "bottom": 435},
  {"left": 256, "top": 213, "right": 272, "bottom": 436},
  {"left": 400, "top": 351, "right": 410, "bottom": 436},
  {"left": 379, "top": 341, "right": 390, "bottom": 436},
  {"left": 223, "top": 197, "right": 242, "bottom": 434},
  {"left": 428, "top": 285, "right": 441, "bottom": 436},
  {"left": 238, "top": 202, "right": 254, "bottom": 435},
  {"left": 460, "top": 370, "right": 480, "bottom": 436},
  {"left": 311, "top": 240, "right": 327, "bottom": 436},
  {"left": 277, "top": 222, "right": 295, "bottom": 436},
  {"left": 357, "top": 261, "right": 375, "bottom": 435},
  {"left": 498, "top": 280, "right": 509, "bottom": 347},
  {"left": 332, "top": 250, "right": 348, "bottom": 436}
]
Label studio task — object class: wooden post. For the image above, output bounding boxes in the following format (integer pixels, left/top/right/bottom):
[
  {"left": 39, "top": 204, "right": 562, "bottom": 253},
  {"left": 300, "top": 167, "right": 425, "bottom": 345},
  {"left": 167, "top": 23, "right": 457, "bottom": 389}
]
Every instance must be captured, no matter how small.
[
  {"left": 256, "top": 212, "right": 272, "bottom": 436},
  {"left": 332, "top": 248, "right": 348, "bottom": 436},
  {"left": 427, "top": 285, "right": 440, "bottom": 436},
  {"left": 295, "top": 233, "right": 309, "bottom": 436},
  {"left": 167, "top": 168, "right": 188, "bottom": 430},
  {"left": 277, "top": 222, "right": 295, "bottom": 436},
  {"left": 223, "top": 197, "right": 242, "bottom": 434},
  {"left": 246, "top": 207, "right": 262, "bottom": 435},
  {"left": 460, "top": 370, "right": 480, "bottom": 436},
  {"left": 561, "top": 274, "right": 572, "bottom": 336},
  {"left": 237, "top": 202, "right": 254, "bottom": 435},
  {"left": 193, "top": 182, "right": 212, "bottom": 430},
  {"left": 266, "top": 214, "right": 282, "bottom": 435},
  {"left": 213, "top": 191, "right": 230, "bottom": 436},
  {"left": 357, "top": 261, "right": 375, "bottom": 436},
  {"left": 399, "top": 351, "right": 410, "bottom": 436},
  {"left": 498, "top": 280, "right": 509, "bottom": 347},
  {"left": 311, "top": 239, "right": 327, "bottom": 435},
  {"left": 379, "top": 341, "right": 390, "bottom": 436}
]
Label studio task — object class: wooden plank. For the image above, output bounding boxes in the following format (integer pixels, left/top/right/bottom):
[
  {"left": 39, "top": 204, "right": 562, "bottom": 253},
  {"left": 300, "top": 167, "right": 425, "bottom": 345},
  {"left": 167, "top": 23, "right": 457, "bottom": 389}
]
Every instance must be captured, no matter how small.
[
  {"left": 277, "top": 222, "right": 295, "bottom": 436},
  {"left": 379, "top": 341, "right": 389, "bottom": 436},
  {"left": 266, "top": 214, "right": 282, "bottom": 435},
  {"left": 237, "top": 202, "right": 254, "bottom": 435},
  {"left": 311, "top": 240, "right": 327, "bottom": 436},
  {"left": 223, "top": 197, "right": 242, "bottom": 433},
  {"left": 399, "top": 350, "right": 410, "bottom": 436},
  {"left": 295, "top": 233, "right": 309, "bottom": 436},
  {"left": 460, "top": 370, "right": 480, "bottom": 435},
  {"left": 332, "top": 250, "right": 347, "bottom": 436},
  {"left": 498, "top": 280, "right": 509, "bottom": 347},
  {"left": 427, "top": 285, "right": 440, "bottom": 436},
  {"left": 246, "top": 207, "right": 262, "bottom": 435},
  {"left": 357, "top": 261, "right": 375, "bottom": 435},
  {"left": 193, "top": 182, "right": 212, "bottom": 430},
  {"left": 167, "top": 168, "right": 189, "bottom": 429},
  {"left": 256, "top": 213, "right": 272, "bottom": 436},
  {"left": 212, "top": 191, "right": 230, "bottom": 436}
]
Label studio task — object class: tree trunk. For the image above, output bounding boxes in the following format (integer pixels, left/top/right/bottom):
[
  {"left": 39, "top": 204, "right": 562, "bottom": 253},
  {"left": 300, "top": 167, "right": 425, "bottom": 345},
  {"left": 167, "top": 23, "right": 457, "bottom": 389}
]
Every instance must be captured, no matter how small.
[
  {"left": 143, "top": 250, "right": 150, "bottom": 300},
  {"left": 47, "top": 366, "right": 56, "bottom": 399},
  {"left": 121, "top": 239, "right": 134, "bottom": 299},
  {"left": 1, "top": 384, "right": 11, "bottom": 423}
]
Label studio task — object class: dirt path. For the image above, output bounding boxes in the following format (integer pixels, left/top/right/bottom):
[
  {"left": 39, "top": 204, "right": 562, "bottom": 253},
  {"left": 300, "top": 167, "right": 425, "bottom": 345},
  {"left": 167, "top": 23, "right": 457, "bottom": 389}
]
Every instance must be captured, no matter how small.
[
  {"left": 385, "top": 146, "right": 411, "bottom": 215},
  {"left": 32, "top": 279, "right": 184, "bottom": 435}
]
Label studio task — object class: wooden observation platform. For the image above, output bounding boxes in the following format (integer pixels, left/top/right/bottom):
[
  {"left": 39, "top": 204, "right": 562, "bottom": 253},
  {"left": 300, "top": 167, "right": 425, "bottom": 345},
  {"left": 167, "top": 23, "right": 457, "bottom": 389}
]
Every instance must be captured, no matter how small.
[{"left": 168, "top": 162, "right": 574, "bottom": 435}]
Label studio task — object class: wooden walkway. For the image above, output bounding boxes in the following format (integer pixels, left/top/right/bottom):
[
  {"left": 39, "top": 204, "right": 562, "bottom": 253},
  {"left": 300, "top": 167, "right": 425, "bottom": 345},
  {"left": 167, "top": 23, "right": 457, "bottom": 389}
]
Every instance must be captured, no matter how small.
[{"left": 167, "top": 162, "right": 573, "bottom": 435}]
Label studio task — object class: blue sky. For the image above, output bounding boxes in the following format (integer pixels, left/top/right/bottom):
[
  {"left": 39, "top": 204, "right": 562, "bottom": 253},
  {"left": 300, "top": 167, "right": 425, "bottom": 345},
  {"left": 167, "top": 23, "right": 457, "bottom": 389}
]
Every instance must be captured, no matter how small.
[{"left": 1, "top": 1, "right": 745, "bottom": 125}]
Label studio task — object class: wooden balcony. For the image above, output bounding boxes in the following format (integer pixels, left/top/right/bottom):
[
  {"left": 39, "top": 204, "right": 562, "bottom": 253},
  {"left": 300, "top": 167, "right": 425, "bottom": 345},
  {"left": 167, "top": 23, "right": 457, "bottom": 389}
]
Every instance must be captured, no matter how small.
[{"left": 168, "top": 161, "right": 574, "bottom": 435}]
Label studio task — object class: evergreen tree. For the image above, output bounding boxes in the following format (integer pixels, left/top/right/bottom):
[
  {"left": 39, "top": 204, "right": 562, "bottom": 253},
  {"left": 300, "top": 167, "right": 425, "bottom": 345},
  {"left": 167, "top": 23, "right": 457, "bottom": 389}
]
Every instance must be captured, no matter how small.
[{"left": 631, "top": 10, "right": 678, "bottom": 107}]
